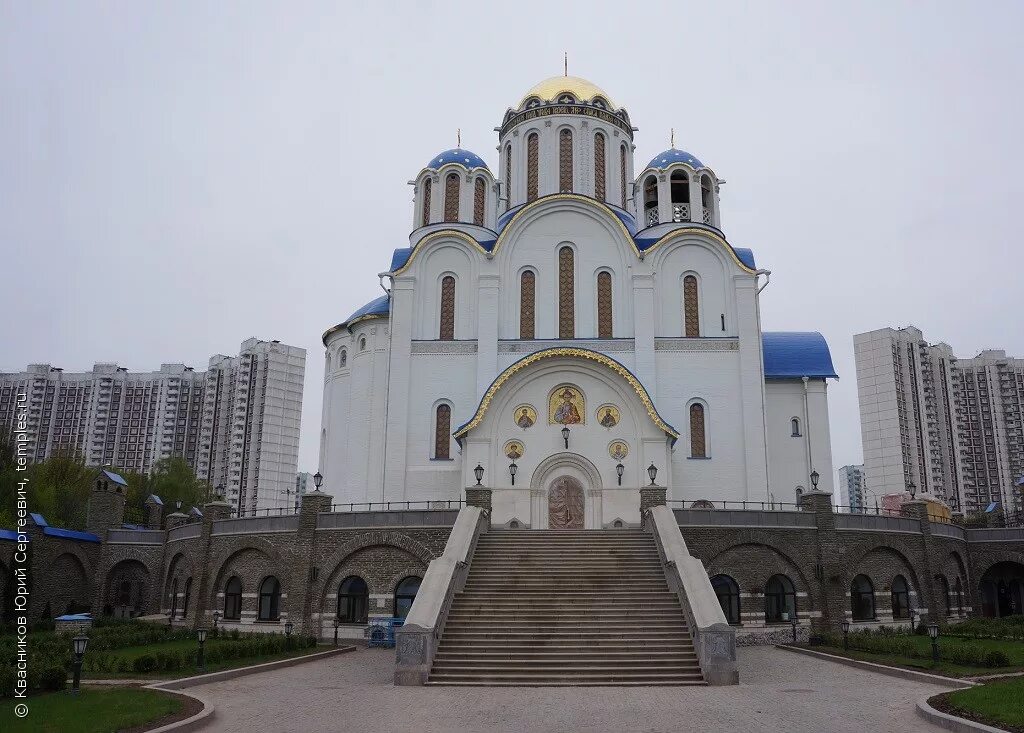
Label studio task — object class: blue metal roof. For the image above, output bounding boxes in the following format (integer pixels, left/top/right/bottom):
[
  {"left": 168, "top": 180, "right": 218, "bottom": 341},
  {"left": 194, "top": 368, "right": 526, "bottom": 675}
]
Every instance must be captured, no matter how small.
[
  {"left": 343, "top": 295, "right": 390, "bottom": 327},
  {"left": 55, "top": 613, "right": 92, "bottom": 621},
  {"left": 733, "top": 247, "right": 756, "bottom": 269},
  {"left": 762, "top": 332, "right": 838, "bottom": 379},
  {"left": 645, "top": 148, "right": 705, "bottom": 170},
  {"left": 495, "top": 199, "right": 638, "bottom": 236},
  {"left": 43, "top": 527, "right": 101, "bottom": 543},
  {"left": 146, "top": 494, "right": 163, "bottom": 506},
  {"left": 30, "top": 512, "right": 48, "bottom": 527},
  {"left": 101, "top": 469, "right": 127, "bottom": 486},
  {"left": 426, "top": 148, "right": 489, "bottom": 171},
  {"left": 0, "top": 529, "right": 24, "bottom": 542}
]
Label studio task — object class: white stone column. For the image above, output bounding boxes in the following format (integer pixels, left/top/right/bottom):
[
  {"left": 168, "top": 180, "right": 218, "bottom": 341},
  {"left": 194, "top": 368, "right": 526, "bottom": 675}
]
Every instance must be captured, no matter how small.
[
  {"left": 428, "top": 174, "right": 442, "bottom": 224},
  {"left": 632, "top": 271, "right": 656, "bottom": 389},
  {"left": 658, "top": 173, "right": 672, "bottom": 224},
  {"left": 476, "top": 271, "right": 500, "bottom": 400},
  {"left": 383, "top": 279, "right": 415, "bottom": 500},
  {"left": 735, "top": 275, "right": 769, "bottom": 500},
  {"left": 689, "top": 173, "right": 703, "bottom": 224}
]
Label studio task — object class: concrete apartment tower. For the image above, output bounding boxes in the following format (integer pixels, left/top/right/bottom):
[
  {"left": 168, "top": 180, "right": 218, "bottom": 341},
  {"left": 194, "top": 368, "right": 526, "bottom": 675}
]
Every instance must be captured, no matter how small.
[{"left": 838, "top": 464, "right": 866, "bottom": 511}]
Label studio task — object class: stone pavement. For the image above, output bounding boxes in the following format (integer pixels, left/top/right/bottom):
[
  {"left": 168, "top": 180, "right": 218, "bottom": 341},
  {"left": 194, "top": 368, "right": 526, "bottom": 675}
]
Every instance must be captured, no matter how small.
[{"left": 189, "top": 646, "right": 949, "bottom": 733}]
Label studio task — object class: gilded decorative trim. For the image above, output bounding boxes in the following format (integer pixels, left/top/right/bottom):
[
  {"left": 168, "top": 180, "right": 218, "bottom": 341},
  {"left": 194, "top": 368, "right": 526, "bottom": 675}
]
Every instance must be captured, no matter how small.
[
  {"left": 452, "top": 347, "right": 679, "bottom": 443},
  {"left": 654, "top": 338, "right": 739, "bottom": 352},
  {"left": 389, "top": 229, "right": 489, "bottom": 277}
]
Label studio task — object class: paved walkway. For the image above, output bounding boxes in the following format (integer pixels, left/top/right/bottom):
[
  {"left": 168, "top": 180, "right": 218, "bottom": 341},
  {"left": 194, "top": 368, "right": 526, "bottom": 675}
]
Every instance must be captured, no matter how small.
[{"left": 190, "top": 646, "right": 949, "bottom": 733}]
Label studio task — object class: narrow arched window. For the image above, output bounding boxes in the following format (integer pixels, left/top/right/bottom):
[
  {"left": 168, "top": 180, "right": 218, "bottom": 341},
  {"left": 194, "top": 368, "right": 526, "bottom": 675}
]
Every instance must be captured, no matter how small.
[
  {"left": 504, "top": 144, "right": 512, "bottom": 211},
  {"left": 690, "top": 403, "right": 706, "bottom": 458},
  {"left": 526, "top": 133, "right": 539, "bottom": 202},
  {"left": 559, "top": 128, "right": 573, "bottom": 192},
  {"left": 258, "top": 576, "right": 280, "bottom": 621},
  {"left": 765, "top": 574, "right": 796, "bottom": 622},
  {"left": 443, "top": 173, "right": 460, "bottom": 222},
  {"left": 620, "top": 144, "right": 628, "bottom": 208},
  {"left": 223, "top": 576, "right": 242, "bottom": 620},
  {"left": 181, "top": 577, "right": 192, "bottom": 619},
  {"left": 520, "top": 270, "right": 535, "bottom": 339},
  {"left": 597, "top": 271, "right": 613, "bottom": 338},
  {"left": 643, "top": 175, "right": 658, "bottom": 226},
  {"left": 891, "top": 575, "right": 910, "bottom": 619},
  {"left": 711, "top": 574, "right": 741, "bottom": 625},
  {"left": 337, "top": 576, "right": 368, "bottom": 624},
  {"left": 791, "top": 418, "right": 801, "bottom": 437},
  {"left": 339, "top": 349, "right": 347, "bottom": 367},
  {"left": 359, "top": 336, "right": 366, "bottom": 351},
  {"left": 421, "top": 178, "right": 431, "bottom": 227},
  {"left": 683, "top": 274, "right": 700, "bottom": 337},
  {"left": 394, "top": 576, "right": 421, "bottom": 620},
  {"left": 558, "top": 246, "right": 575, "bottom": 339},
  {"left": 851, "top": 574, "right": 875, "bottom": 620},
  {"left": 670, "top": 170, "right": 690, "bottom": 222},
  {"left": 701, "top": 174, "right": 714, "bottom": 224},
  {"left": 439, "top": 275, "right": 455, "bottom": 340},
  {"left": 473, "top": 177, "right": 486, "bottom": 226},
  {"left": 434, "top": 404, "right": 451, "bottom": 460},
  {"left": 593, "top": 132, "right": 606, "bottom": 201}
]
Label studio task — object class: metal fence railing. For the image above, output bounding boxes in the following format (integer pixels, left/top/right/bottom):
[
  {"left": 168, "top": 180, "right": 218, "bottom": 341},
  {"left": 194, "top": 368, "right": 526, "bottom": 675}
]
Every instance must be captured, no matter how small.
[
  {"left": 328, "top": 500, "right": 465, "bottom": 513},
  {"left": 667, "top": 500, "right": 804, "bottom": 512}
]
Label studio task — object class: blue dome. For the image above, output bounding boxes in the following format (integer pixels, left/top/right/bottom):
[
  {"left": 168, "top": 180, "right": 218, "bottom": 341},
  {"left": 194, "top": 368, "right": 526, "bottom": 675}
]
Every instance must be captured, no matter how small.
[
  {"left": 426, "top": 148, "right": 489, "bottom": 171},
  {"left": 645, "top": 148, "right": 704, "bottom": 170}
]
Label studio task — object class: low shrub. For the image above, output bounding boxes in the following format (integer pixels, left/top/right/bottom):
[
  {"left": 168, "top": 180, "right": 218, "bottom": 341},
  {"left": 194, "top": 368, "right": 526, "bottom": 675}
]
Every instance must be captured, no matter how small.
[
  {"left": 38, "top": 666, "right": 67, "bottom": 693},
  {"left": 132, "top": 654, "right": 158, "bottom": 674},
  {"left": 984, "top": 650, "right": 1011, "bottom": 667}
]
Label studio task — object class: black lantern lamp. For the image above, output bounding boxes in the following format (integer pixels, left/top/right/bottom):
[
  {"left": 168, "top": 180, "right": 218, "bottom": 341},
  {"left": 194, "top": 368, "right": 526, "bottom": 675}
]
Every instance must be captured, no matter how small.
[
  {"left": 71, "top": 635, "right": 89, "bottom": 694},
  {"left": 333, "top": 615, "right": 340, "bottom": 647},
  {"left": 810, "top": 470, "right": 820, "bottom": 491},
  {"left": 509, "top": 461, "right": 518, "bottom": 486},
  {"left": 840, "top": 620, "right": 850, "bottom": 650},
  {"left": 928, "top": 622, "right": 940, "bottom": 664},
  {"left": 474, "top": 463, "right": 484, "bottom": 486},
  {"left": 647, "top": 463, "right": 658, "bottom": 486},
  {"left": 197, "top": 627, "right": 208, "bottom": 673},
  {"left": 215, "top": 483, "right": 225, "bottom": 500},
  {"left": 284, "top": 620, "right": 294, "bottom": 650},
  {"left": 313, "top": 471, "right": 323, "bottom": 492},
  {"left": 212, "top": 610, "right": 220, "bottom": 634},
  {"left": 175, "top": 499, "right": 183, "bottom": 512},
  {"left": 561, "top": 426, "right": 570, "bottom": 449},
  {"left": 908, "top": 480, "right": 917, "bottom": 500},
  {"left": 790, "top": 616, "right": 798, "bottom": 644},
  {"left": 616, "top": 462, "right": 624, "bottom": 486}
]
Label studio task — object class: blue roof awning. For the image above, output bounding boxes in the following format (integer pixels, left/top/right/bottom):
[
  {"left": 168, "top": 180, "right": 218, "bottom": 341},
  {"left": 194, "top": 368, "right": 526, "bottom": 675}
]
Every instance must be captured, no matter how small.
[
  {"left": 762, "top": 332, "right": 838, "bottom": 379},
  {"left": 43, "top": 527, "right": 101, "bottom": 543}
]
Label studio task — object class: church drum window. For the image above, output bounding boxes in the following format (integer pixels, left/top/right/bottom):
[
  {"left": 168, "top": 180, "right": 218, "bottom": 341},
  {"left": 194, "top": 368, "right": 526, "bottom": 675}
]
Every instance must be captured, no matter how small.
[
  {"left": 504, "top": 144, "right": 512, "bottom": 210},
  {"left": 421, "top": 178, "right": 431, "bottom": 227},
  {"left": 597, "top": 271, "right": 613, "bottom": 338},
  {"left": 520, "top": 270, "right": 536, "bottom": 339},
  {"left": 593, "top": 132, "right": 606, "bottom": 201},
  {"left": 527, "top": 133, "right": 539, "bottom": 202},
  {"left": 444, "top": 173, "right": 460, "bottom": 222},
  {"left": 559, "top": 128, "right": 573, "bottom": 193},
  {"left": 439, "top": 276, "right": 455, "bottom": 341},
  {"left": 670, "top": 170, "right": 690, "bottom": 221},
  {"left": 643, "top": 175, "right": 658, "bottom": 226},
  {"left": 689, "top": 403, "right": 706, "bottom": 458},
  {"left": 620, "top": 144, "right": 628, "bottom": 208},
  {"left": 791, "top": 417, "right": 801, "bottom": 437},
  {"left": 683, "top": 275, "right": 700, "bottom": 337},
  {"left": 434, "top": 404, "right": 451, "bottom": 460},
  {"left": 473, "top": 177, "right": 486, "bottom": 226},
  {"left": 558, "top": 247, "right": 575, "bottom": 339}
]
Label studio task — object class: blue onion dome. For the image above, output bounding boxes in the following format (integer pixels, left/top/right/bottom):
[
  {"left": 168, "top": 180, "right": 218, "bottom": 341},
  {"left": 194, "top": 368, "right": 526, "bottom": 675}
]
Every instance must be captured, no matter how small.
[
  {"left": 425, "top": 148, "right": 490, "bottom": 171},
  {"left": 646, "top": 148, "right": 705, "bottom": 170}
]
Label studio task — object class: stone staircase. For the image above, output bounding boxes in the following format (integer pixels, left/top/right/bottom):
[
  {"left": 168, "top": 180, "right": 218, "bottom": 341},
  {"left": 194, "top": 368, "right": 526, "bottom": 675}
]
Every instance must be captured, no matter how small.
[{"left": 426, "top": 528, "right": 705, "bottom": 686}]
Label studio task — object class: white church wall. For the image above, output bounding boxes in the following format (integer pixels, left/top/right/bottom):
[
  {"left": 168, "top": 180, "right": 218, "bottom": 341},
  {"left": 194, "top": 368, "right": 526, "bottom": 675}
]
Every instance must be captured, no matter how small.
[
  {"left": 411, "top": 242, "right": 478, "bottom": 341},
  {"left": 764, "top": 379, "right": 835, "bottom": 501},
  {"left": 651, "top": 239, "right": 735, "bottom": 339}
]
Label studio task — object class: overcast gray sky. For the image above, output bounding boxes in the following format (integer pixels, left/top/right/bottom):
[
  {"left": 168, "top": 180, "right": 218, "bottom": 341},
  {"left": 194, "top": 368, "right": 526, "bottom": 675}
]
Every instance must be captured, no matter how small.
[{"left": 2, "top": 1, "right": 1022, "bottom": 484}]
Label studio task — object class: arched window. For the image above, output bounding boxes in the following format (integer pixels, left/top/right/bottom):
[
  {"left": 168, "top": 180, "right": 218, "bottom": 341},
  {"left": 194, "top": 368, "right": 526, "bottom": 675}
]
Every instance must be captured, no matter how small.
[
  {"left": 337, "top": 576, "right": 369, "bottom": 624},
  {"left": 891, "top": 575, "right": 910, "bottom": 619},
  {"left": 643, "top": 175, "right": 659, "bottom": 226},
  {"left": 765, "top": 574, "right": 796, "bottom": 622},
  {"left": 169, "top": 577, "right": 178, "bottom": 619},
  {"left": 223, "top": 577, "right": 242, "bottom": 620},
  {"left": 520, "top": 270, "right": 535, "bottom": 339},
  {"left": 683, "top": 275, "right": 700, "bottom": 337},
  {"left": 473, "top": 177, "right": 486, "bottom": 226},
  {"left": 936, "top": 575, "right": 952, "bottom": 616},
  {"left": 620, "top": 144, "right": 628, "bottom": 208},
  {"left": 117, "top": 580, "right": 131, "bottom": 607},
  {"left": 670, "top": 170, "right": 690, "bottom": 222},
  {"left": 526, "top": 133, "right": 539, "bottom": 202},
  {"left": 689, "top": 403, "right": 706, "bottom": 458},
  {"left": 359, "top": 336, "right": 366, "bottom": 351},
  {"left": 258, "top": 576, "right": 281, "bottom": 621},
  {"left": 434, "top": 404, "right": 451, "bottom": 460},
  {"left": 711, "top": 574, "right": 740, "bottom": 625},
  {"left": 439, "top": 275, "right": 455, "bottom": 340},
  {"left": 339, "top": 349, "right": 347, "bottom": 367},
  {"left": 558, "top": 246, "right": 575, "bottom": 339},
  {"left": 421, "top": 178, "right": 431, "bottom": 227},
  {"left": 394, "top": 576, "right": 421, "bottom": 620},
  {"left": 593, "top": 132, "right": 606, "bottom": 201},
  {"left": 597, "top": 271, "right": 613, "bottom": 338},
  {"left": 504, "top": 144, "right": 512, "bottom": 211},
  {"left": 444, "top": 173, "right": 461, "bottom": 222},
  {"left": 851, "top": 574, "right": 875, "bottom": 620},
  {"left": 701, "top": 174, "right": 714, "bottom": 224},
  {"left": 791, "top": 418, "right": 801, "bottom": 437},
  {"left": 182, "top": 577, "right": 192, "bottom": 619},
  {"left": 559, "top": 128, "right": 573, "bottom": 192}
]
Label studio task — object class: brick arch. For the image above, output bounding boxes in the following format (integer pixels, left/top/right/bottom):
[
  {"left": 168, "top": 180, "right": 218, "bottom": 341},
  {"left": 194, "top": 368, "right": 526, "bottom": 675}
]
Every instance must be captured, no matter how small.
[
  {"left": 207, "top": 539, "right": 286, "bottom": 607},
  {"left": 101, "top": 559, "right": 152, "bottom": 612},
  {"left": 846, "top": 545, "right": 924, "bottom": 599},
  {"left": 316, "top": 531, "right": 438, "bottom": 611},
  {"left": 706, "top": 541, "right": 812, "bottom": 596},
  {"left": 161, "top": 551, "right": 196, "bottom": 602},
  {"left": 46, "top": 552, "right": 90, "bottom": 617}
]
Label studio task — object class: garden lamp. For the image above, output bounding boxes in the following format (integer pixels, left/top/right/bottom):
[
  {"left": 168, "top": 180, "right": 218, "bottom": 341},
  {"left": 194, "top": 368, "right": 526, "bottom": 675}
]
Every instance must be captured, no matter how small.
[
  {"left": 71, "top": 635, "right": 89, "bottom": 694},
  {"left": 840, "top": 620, "right": 850, "bottom": 650},
  {"left": 928, "top": 623, "right": 940, "bottom": 664},
  {"left": 908, "top": 481, "right": 917, "bottom": 500},
  {"left": 810, "top": 470, "right": 820, "bottom": 490},
  {"left": 313, "top": 471, "right": 323, "bottom": 491},
  {"left": 648, "top": 463, "right": 658, "bottom": 486},
  {"left": 473, "top": 464, "right": 484, "bottom": 486},
  {"left": 197, "top": 628, "right": 208, "bottom": 673}
]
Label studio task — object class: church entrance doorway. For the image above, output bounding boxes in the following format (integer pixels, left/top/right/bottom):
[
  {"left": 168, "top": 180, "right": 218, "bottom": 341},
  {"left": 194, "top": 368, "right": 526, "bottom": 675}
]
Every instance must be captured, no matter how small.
[{"left": 548, "top": 476, "right": 585, "bottom": 529}]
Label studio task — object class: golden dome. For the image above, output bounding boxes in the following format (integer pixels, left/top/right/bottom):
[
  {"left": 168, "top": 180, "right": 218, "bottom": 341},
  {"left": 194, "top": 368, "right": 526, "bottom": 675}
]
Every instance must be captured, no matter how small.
[{"left": 517, "top": 75, "right": 617, "bottom": 109}]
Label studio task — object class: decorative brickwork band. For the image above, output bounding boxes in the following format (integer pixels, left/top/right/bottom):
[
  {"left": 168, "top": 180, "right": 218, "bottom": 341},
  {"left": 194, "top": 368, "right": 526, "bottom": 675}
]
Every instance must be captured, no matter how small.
[
  {"left": 597, "top": 271, "right": 613, "bottom": 338},
  {"left": 465, "top": 487, "right": 492, "bottom": 513},
  {"left": 520, "top": 270, "right": 535, "bottom": 339},
  {"left": 443, "top": 173, "right": 460, "bottom": 223},
  {"left": 558, "top": 246, "right": 575, "bottom": 339}
]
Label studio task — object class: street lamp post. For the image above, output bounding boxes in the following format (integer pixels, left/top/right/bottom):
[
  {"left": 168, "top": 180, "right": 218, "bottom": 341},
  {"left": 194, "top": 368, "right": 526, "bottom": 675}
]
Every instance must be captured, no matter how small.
[
  {"left": 333, "top": 616, "right": 340, "bottom": 648},
  {"left": 313, "top": 471, "right": 323, "bottom": 492},
  {"left": 810, "top": 470, "right": 820, "bottom": 491},
  {"left": 561, "top": 426, "right": 570, "bottom": 449},
  {"left": 647, "top": 464, "right": 658, "bottom": 486},
  {"left": 791, "top": 616, "right": 798, "bottom": 644},
  {"left": 616, "top": 463, "right": 624, "bottom": 487},
  {"left": 841, "top": 620, "right": 850, "bottom": 651},
  {"left": 473, "top": 464, "right": 484, "bottom": 486},
  {"left": 928, "top": 623, "right": 940, "bottom": 665},
  {"left": 71, "top": 635, "right": 89, "bottom": 695},
  {"left": 509, "top": 461, "right": 517, "bottom": 486},
  {"left": 197, "top": 628, "right": 208, "bottom": 673}
]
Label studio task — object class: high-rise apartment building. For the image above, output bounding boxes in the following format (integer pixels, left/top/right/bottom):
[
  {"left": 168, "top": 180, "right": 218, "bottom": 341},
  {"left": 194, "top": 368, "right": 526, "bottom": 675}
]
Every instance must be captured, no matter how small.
[
  {"left": 854, "top": 326, "right": 1024, "bottom": 515},
  {"left": 838, "top": 464, "right": 866, "bottom": 511},
  {"left": 0, "top": 338, "right": 305, "bottom": 515},
  {"left": 293, "top": 471, "right": 312, "bottom": 512}
]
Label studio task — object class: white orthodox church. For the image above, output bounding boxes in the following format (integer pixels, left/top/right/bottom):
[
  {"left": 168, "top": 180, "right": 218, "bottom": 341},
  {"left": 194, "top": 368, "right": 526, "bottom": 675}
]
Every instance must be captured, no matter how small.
[{"left": 319, "top": 75, "right": 838, "bottom": 528}]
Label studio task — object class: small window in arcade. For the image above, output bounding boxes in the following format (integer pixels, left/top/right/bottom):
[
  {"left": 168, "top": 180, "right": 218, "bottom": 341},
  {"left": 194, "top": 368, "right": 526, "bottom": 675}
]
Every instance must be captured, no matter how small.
[
  {"left": 850, "top": 574, "right": 875, "bottom": 621},
  {"left": 223, "top": 577, "right": 242, "bottom": 620},
  {"left": 711, "top": 574, "right": 741, "bottom": 625},
  {"left": 393, "top": 576, "right": 421, "bottom": 620},
  {"left": 764, "top": 574, "right": 796, "bottom": 622},
  {"left": 258, "top": 576, "right": 281, "bottom": 621},
  {"left": 891, "top": 575, "right": 910, "bottom": 619},
  {"left": 337, "top": 576, "right": 369, "bottom": 624}
]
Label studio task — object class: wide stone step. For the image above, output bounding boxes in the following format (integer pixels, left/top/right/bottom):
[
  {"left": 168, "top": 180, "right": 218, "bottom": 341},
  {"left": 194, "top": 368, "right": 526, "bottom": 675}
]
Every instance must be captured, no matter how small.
[
  {"left": 437, "top": 640, "right": 695, "bottom": 651},
  {"left": 440, "top": 631, "right": 691, "bottom": 642},
  {"left": 431, "top": 660, "right": 703, "bottom": 672},
  {"left": 446, "top": 610, "right": 683, "bottom": 620},
  {"left": 427, "top": 670, "right": 706, "bottom": 684}
]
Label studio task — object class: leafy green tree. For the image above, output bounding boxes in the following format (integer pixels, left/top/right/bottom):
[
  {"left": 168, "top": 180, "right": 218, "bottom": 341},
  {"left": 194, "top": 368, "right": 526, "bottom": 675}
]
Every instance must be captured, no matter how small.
[
  {"left": 25, "top": 451, "right": 94, "bottom": 530},
  {"left": 0, "top": 428, "right": 17, "bottom": 529}
]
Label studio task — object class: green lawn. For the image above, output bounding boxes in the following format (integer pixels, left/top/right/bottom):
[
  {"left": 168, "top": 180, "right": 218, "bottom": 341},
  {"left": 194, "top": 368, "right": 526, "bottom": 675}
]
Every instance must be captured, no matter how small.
[
  {"left": 815, "top": 638, "right": 1024, "bottom": 678},
  {"left": 1, "top": 688, "right": 181, "bottom": 733},
  {"left": 937, "top": 676, "right": 1024, "bottom": 732}
]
